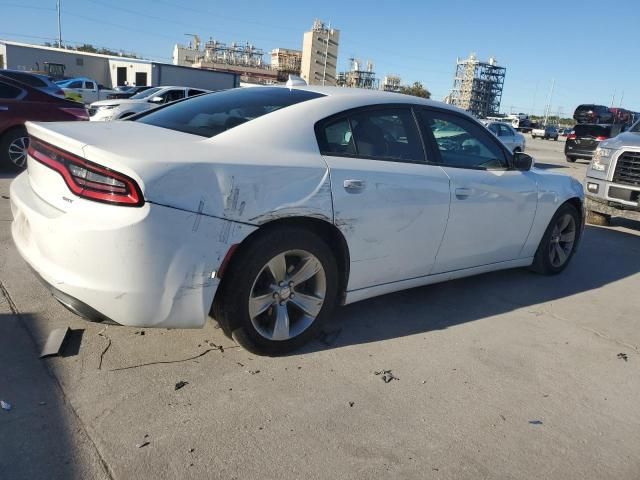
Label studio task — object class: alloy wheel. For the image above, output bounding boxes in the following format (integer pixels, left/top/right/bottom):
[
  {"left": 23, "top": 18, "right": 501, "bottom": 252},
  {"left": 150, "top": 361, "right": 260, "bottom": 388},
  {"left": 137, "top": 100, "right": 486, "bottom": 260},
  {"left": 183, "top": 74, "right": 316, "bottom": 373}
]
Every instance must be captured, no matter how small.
[
  {"left": 548, "top": 213, "right": 576, "bottom": 268},
  {"left": 8, "top": 136, "right": 29, "bottom": 168},
  {"left": 248, "top": 250, "right": 326, "bottom": 341}
]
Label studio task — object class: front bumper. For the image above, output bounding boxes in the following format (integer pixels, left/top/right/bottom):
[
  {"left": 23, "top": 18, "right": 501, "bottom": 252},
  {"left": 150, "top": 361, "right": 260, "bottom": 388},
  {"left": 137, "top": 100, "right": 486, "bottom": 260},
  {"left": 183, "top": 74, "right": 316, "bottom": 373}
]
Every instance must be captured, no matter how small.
[
  {"left": 10, "top": 172, "right": 255, "bottom": 328},
  {"left": 584, "top": 177, "right": 640, "bottom": 221}
]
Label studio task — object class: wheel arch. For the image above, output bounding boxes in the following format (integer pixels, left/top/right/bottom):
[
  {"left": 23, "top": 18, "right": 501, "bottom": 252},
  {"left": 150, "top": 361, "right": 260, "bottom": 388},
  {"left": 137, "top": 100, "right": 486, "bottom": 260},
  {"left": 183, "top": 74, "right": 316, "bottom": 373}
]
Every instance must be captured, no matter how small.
[{"left": 214, "top": 216, "right": 351, "bottom": 309}]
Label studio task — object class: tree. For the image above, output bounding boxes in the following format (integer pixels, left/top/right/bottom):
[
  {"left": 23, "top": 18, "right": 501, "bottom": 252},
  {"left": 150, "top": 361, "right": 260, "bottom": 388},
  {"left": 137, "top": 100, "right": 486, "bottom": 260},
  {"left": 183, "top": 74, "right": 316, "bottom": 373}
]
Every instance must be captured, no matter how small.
[{"left": 399, "top": 81, "right": 431, "bottom": 99}]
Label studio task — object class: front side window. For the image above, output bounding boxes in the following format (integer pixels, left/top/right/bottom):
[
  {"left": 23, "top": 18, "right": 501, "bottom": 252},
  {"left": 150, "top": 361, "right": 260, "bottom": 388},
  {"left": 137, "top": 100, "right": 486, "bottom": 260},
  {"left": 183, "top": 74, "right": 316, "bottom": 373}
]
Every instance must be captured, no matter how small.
[
  {"left": 84, "top": 81, "right": 95, "bottom": 89},
  {"left": 316, "top": 107, "right": 425, "bottom": 162},
  {"left": 137, "top": 87, "right": 324, "bottom": 137},
  {"left": 498, "top": 124, "right": 513, "bottom": 137},
  {"left": 131, "top": 87, "right": 162, "bottom": 99},
  {"left": 418, "top": 109, "right": 507, "bottom": 169},
  {"left": 161, "top": 89, "right": 186, "bottom": 103}
]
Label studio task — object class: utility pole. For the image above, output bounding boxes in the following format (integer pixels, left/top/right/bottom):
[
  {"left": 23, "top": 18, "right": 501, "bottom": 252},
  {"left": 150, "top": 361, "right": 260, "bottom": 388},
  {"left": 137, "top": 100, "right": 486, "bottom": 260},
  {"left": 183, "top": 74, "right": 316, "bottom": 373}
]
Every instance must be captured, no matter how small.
[
  {"left": 322, "top": 21, "right": 330, "bottom": 86},
  {"left": 619, "top": 91, "right": 624, "bottom": 108},
  {"left": 543, "top": 78, "right": 555, "bottom": 125},
  {"left": 610, "top": 89, "right": 616, "bottom": 108},
  {"left": 56, "top": 0, "right": 62, "bottom": 48}
]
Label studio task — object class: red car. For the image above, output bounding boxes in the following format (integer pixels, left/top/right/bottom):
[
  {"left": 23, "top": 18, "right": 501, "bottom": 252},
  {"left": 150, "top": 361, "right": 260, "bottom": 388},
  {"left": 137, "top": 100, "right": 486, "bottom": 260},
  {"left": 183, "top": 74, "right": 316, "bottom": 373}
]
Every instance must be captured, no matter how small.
[{"left": 0, "top": 74, "right": 88, "bottom": 171}]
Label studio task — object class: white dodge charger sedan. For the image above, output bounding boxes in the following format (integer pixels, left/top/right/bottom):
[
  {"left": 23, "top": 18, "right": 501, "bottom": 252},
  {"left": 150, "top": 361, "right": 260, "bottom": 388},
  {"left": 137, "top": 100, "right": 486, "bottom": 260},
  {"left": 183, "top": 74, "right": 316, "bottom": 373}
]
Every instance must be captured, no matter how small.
[{"left": 10, "top": 86, "right": 584, "bottom": 355}]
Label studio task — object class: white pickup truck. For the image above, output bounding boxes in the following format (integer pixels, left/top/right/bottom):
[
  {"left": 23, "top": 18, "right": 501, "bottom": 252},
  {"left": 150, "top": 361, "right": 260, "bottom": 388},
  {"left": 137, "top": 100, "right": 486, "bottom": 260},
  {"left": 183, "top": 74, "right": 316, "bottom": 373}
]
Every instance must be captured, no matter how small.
[
  {"left": 532, "top": 125, "right": 559, "bottom": 140},
  {"left": 55, "top": 77, "right": 116, "bottom": 104}
]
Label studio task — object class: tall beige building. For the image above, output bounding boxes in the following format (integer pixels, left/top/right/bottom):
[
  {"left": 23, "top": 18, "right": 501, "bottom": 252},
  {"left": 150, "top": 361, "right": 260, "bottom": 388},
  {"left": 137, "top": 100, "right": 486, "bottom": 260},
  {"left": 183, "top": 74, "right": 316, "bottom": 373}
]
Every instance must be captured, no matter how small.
[{"left": 300, "top": 20, "right": 340, "bottom": 86}]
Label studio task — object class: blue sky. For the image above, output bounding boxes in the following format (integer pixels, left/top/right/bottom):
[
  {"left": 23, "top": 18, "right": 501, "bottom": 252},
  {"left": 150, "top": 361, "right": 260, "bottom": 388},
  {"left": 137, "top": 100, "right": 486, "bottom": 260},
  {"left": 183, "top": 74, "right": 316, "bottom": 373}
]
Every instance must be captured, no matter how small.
[{"left": 2, "top": 0, "right": 639, "bottom": 116}]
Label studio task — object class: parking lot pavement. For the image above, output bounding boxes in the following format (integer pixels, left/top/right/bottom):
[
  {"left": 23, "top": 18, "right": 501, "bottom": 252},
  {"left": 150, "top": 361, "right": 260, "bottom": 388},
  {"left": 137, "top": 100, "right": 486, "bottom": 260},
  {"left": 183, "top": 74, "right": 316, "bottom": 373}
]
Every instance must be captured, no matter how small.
[{"left": 1, "top": 139, "right": 639, "bottom": 480}]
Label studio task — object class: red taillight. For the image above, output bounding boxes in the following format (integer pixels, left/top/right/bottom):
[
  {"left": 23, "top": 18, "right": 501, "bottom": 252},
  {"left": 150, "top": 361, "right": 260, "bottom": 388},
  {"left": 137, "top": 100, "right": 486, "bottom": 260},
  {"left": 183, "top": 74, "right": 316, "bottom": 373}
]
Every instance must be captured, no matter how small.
[
  {"left": 567, "top": 133, "right": 576, "bottom": 140},
  {"left": 60, "top": 107, "right": 89, "bottom": 121},
  {"left": 28, "top": 137, "right": 144, "bottom": 207},
  {"left": 595, "top": 135, "right": 608, "bottom": 141}
]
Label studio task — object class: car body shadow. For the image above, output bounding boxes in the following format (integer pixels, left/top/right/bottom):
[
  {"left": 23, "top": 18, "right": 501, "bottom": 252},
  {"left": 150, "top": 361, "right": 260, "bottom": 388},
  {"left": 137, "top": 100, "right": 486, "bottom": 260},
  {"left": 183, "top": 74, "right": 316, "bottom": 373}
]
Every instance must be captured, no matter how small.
[
  {"left": 297, "top": 225, "right": 640, "bottom": 354},
  {"left": 534, "top": 162, "right": 568, "bottom": 169}
]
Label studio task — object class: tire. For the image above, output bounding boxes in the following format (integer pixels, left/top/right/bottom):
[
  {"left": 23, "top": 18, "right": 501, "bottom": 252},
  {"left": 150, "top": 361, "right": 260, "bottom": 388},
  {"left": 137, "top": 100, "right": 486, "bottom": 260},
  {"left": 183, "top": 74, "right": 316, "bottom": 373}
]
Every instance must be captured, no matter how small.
[
  {"left": 554, "top": 136, "right": 558, "bottom": 141},
  {"left": 566, "top": 156, "right": 576, "bottom": 163},
  {"left": 586, "top": 209, "right": 611, "bottom": 226},
  {"left": 214, "top": 226, "right": 338, "bottom": 356},
  {"left": 513, "top": 147, "right": 521, "bottom": 154},
  {"left": 1, "top": 127, "right": 29, "bottom": 171},
  {"left": 530, "top": 203, "right": 580, "bottom": 275}
]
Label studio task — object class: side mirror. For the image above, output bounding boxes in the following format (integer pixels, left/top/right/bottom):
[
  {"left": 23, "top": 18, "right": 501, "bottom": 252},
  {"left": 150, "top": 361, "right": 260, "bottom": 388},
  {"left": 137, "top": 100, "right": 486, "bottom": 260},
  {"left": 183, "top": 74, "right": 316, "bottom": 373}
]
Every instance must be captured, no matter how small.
[
  {"left": 513, "top": 152, "right": 533, "bottom": 171},
  {"left": 149, "top": 96, "right": 164, "bottom": 104}
]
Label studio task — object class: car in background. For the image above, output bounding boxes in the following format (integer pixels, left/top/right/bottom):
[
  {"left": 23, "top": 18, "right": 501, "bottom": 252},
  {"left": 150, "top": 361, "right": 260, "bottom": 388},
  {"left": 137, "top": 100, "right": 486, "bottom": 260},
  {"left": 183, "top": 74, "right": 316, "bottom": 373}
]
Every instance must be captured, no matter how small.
[
  {"left": 106, "top": 85, "right": 153, "bottom": 100},
  {"left": 56, "top": 77, "right": 116, "bottom": 104},
  {"left": 0, "top": 74, "right": 88, "bottom": 170},
  {"left": 10, "top": 86, "right": 584, "bottom": 355},
  {"left": 573, "top": 104, "right": 614, "bottom": 125},
  {"left": 483, "top": 120, "right": 526, "bottom": 152},
  {"left": 583, "top": 119, "right": 640, "bottom": 225},
  {"left": 532, "top": 125, "right": 559, "bottom": 140},
  {"left": 565, "top": 123, "right": 622, "bottom": 163},
  {"left": 0, "top": 69, "right": 65, "bottom": 98},
  {"left": 88, "top": 86, "right": 209, "bottom": 121}
]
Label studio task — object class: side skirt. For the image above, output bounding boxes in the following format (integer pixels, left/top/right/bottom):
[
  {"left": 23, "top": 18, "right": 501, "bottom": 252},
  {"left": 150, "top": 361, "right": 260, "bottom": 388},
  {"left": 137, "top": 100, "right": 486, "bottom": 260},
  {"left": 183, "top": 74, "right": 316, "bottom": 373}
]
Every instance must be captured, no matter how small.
[{"left": 344, "top": 258, "right": 534, "bottom": 305}]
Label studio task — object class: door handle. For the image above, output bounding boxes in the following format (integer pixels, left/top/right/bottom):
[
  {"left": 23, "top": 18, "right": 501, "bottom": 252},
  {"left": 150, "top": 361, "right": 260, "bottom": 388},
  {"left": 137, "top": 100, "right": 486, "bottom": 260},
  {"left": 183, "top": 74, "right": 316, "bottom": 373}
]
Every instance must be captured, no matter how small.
[
  {"left": 0, "top": 106, "right": 8, "bottom": 111},
  {"left": 343, "top": 179, "right": 365, "bottom": 193},
  {"left": 455, "top": 187, "right": 474, "bottom": 199}
]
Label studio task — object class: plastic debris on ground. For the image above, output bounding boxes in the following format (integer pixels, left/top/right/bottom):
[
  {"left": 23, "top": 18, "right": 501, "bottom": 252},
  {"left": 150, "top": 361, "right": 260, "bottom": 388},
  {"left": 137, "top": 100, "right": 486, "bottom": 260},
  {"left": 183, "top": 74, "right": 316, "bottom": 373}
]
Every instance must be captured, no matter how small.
[
  {"left": 374, "top": 370, "right": 399, "bottom": 383},
  {"left": 1, "top": 400, "right": 12, "bottom": 411},
  {"left": 174, "top": 381, "right": 189, "bottom": 391}
]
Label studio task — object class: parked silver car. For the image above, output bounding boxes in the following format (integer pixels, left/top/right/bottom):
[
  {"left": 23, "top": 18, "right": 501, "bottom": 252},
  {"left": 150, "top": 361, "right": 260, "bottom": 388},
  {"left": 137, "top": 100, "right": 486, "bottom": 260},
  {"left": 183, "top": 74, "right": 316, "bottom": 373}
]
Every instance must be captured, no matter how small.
[{"left": 483, "top": 121, "right": 526, "bottom": 152}]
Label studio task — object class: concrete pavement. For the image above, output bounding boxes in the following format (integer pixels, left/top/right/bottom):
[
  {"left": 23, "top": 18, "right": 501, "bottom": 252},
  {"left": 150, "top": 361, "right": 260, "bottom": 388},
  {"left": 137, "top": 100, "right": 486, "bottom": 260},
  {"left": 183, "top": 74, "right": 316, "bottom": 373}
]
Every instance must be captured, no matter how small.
[{"left": 1, "top": 137, "right": 639, "bottom": 479}]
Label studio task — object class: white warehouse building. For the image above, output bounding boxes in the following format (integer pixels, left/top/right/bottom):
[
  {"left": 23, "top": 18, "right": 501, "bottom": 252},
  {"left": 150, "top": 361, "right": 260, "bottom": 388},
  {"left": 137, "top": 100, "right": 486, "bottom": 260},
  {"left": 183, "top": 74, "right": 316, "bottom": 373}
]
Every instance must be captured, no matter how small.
[{"left": 0, "top": 40, "right": 239, "bottom": 90}]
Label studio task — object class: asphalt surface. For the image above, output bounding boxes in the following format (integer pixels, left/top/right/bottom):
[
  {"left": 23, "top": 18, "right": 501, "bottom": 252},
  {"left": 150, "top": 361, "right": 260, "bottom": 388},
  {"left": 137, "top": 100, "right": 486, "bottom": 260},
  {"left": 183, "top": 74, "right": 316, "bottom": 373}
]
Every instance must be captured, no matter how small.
[{"left": 1, "top": 135, "right": 639, "bottom": 480}]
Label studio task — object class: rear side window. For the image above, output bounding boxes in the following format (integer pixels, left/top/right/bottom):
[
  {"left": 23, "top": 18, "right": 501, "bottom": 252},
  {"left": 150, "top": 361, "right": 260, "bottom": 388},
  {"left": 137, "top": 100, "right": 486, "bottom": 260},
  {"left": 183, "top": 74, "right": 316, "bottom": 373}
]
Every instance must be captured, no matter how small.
[
  {"left": 188, "top": 89, "right": 206, "bottom": 97},
  {"left": 68, "top": 80, "right": 82, "bottom": 89},
  {"left": 0, "top": 82, "right": 22, "bottom": 99},
  {"left": 137, "top": 87, "right": 324, "bottom": 137},
  {"left": 316, "top": 107, "right": 425, "bottom": 162}
]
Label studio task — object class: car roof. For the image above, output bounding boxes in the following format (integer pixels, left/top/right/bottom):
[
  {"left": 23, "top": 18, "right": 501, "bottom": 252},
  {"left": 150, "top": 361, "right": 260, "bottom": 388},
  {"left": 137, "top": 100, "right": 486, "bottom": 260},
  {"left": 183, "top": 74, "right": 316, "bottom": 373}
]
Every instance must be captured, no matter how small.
[{"left": 268, "top": 85, "right": 469, "bottom": 115}]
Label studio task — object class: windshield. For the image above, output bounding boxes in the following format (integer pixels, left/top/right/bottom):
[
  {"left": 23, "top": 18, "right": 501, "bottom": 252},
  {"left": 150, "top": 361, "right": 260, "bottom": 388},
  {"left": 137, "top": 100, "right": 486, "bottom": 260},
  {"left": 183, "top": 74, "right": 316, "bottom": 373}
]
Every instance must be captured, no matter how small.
[
  {"left": 136, "top": 87, "right": 324, "bottom": 137},
  {"left": 130, "top": 87, "right": 162, "bottom": 99}
]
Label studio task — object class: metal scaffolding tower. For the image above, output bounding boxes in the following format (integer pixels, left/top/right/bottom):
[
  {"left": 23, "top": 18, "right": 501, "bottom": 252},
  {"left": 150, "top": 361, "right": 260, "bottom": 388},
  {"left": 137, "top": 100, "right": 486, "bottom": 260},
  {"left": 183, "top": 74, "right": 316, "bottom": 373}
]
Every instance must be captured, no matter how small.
[
  {"left": 337, "top": 58, "right": 379, "bottom": 90},
  {"left": 448, "top": 53, "right": 506, "bottom": 118}
]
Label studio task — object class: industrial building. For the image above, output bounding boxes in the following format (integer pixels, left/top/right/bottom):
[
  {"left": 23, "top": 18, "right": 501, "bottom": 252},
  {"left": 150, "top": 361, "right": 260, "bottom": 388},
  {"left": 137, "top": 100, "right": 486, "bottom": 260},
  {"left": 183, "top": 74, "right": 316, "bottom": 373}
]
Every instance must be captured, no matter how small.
[
  {"left": 337, "top": 58, "right": 379, "bottom": 90},
  {"left": 447, "top": 53, "right": 506, "bottom": 118},
  {"left": 1, "top": 39, "right": 239, "bottom": 90},
  {"left": 270, "top": 48, "right": 302, "bottom": 82},
  {"left": 381, "top": 74, "right": 402, "bottom": 92},
  {"left": 300, "top": 20, "right": 340, "bottom": 86},
  {"left": 172, "top": 35, "right": 277, "bottom": 84}
]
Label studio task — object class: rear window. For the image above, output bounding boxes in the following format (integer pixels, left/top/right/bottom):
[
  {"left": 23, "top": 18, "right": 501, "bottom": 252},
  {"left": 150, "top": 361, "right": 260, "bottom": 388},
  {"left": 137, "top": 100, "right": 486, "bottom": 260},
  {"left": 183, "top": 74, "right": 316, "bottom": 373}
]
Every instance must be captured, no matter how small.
[
  {"left": 574, "top": 124, "right": 612, "bottom": 137},
  {"left": 1, "top": 71, "right": 47, "bottom": 87},
  {"left": 136, "top": 87, "right": 324, "bottom": 137}
]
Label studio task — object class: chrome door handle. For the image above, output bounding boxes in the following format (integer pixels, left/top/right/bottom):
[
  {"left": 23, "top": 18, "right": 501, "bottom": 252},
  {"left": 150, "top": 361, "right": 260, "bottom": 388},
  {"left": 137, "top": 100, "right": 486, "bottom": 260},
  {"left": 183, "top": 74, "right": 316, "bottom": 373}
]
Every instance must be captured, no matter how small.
[
  {"left": 0, "top": 106, "right": 8, "bottom": 111},
  {"left": 455, "top": 187, "right": 474, "bottom": 198},
  {"left": 343, "top": 179, "right": 365, "bottom": 193}
]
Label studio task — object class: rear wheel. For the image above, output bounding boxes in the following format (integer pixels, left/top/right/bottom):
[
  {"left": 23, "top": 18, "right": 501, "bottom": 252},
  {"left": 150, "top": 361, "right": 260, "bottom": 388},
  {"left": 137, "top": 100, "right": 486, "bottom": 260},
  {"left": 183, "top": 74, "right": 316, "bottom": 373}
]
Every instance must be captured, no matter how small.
[
  {"left": 214, "top": 227, "right": 338, "bottom": 356},
  {"left": 586, "top": 209, "right": 611, "bottom": 226},
  {"left": 566, "top": 156, "right": 576, "bottom": 163},
  {"left": 530, "top": 203, "right": 580, "bottom": 275},
  {"left": 554, "top": 136, "right": 558, "bottom": 141},
  {"left": 1, "top": 127, "right": 29, "bottom": 171}
]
